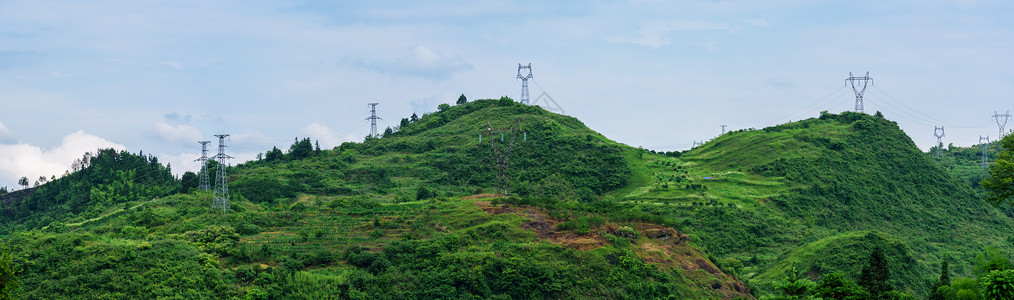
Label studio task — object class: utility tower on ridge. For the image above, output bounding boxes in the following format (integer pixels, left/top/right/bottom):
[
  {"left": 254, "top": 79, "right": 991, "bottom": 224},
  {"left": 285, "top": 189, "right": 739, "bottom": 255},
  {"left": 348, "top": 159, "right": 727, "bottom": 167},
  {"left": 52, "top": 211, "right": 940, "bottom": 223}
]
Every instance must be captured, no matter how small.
[
  {"left": 212, "top": 134, "right": 232, "bottom": 212},
  {"left": 367, "top": 103, "right": 381, "bottom": 138},
  {"left": 980, "top": 136, "right": 991, "bottom": 168},
  {"left": 486, "top": 118, "right": 524, "bottom": 197},
  {"left": 721, "top": 125, "right": 727, "bottom": 135},
  {"left": 195, "top": 140, "right": 211, "bottom": 191},
  {"left": 994, "top": 111, "right": 1011, "bottom": 138},
  {"left": 933, "top": 126, "right": 945, "bottom": 158},
  {"left": 846, "top": 72, "right": 873, "bottom": 114},
  {"left": 517, "top": 63, "right": 533, "bottom": 105}
]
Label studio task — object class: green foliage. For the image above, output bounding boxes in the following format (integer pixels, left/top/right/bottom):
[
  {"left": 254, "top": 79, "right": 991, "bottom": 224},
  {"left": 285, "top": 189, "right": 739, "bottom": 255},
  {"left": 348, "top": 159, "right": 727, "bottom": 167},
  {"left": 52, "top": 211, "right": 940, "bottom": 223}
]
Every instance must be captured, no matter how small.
[
  {"left": 813, "top": 272, "right": 868, "bottom": 300},
  {"left": 858, "top": 247, "right": 893, "bottom": 298},
  {"left": 288, "top": 137, "right": 314, "bottom": 160},
  {"left": 457, "top": 94, "right": 467, "bottom": 105},
  {"left": 0, "top": 246, "right": 21, "bottom": 300},
  {"left": 980, "top": 269, "right": 1014, "bottom": 300},
  {"left": 774, "top": 266, "right": 814, "bottom": 299},
  {"left": 982, "top": 134, "right": 1014, "bottom": 207},
  {"left": 974, "top": 247, "right": 1012, "bottom": 277}
]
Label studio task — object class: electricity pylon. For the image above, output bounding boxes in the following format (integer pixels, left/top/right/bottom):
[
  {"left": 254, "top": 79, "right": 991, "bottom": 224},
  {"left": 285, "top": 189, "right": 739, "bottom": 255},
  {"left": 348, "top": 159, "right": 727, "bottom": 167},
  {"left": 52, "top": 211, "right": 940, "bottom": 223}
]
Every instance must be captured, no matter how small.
[
  {"left": 212, "top": 134, "right": 232, "bottom": 212},
  {"left": 486, "top": 118, "right": 523, "bottom": 197},
  {"left": 517, "top": 63, "right": 533, "bottom": 105},
  {"left": 934, "top": 126, "right": 945, "bottom": 158},
  {"left": 367, "top": 103, "right": 381, "bottom": 138},
  {"left": 846, "top": 72, "right": 873, "bottom": 113},
  {"left": 994, "top": 111, "right": 1011, "bottom": 138},
  {"left": 195, "top": 140, "right": 211, "bottom": 190},
  {"left": 980, "top": 135, "right": 990, "bottom": 168}
]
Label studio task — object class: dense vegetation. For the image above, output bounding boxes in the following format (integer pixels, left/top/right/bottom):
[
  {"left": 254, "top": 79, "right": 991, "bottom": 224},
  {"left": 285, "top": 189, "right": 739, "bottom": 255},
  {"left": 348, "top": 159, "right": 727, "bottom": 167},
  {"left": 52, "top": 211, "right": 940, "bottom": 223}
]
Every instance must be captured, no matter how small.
[{"left": 3, "top": 99, "right": 1014, "bottom": 299}]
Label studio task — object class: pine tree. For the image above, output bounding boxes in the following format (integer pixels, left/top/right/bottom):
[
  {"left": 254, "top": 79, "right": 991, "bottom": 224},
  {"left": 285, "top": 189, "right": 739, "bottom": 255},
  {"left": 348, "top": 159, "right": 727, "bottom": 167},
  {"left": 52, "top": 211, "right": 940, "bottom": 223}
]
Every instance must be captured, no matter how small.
[
  {"left": 930, "top": 260, "right": 951, "bottom": 300},
  {"left": 858, "top": 247, "right": 892, "bottom": 298}
]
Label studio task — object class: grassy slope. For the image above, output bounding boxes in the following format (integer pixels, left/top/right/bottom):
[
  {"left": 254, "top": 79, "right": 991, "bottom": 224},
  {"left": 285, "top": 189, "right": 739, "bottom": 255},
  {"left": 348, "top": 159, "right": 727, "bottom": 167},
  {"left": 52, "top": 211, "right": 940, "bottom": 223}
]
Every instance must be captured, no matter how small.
[
  {"left": 2, "top": 99, "right": 747, "bottom": 299},
  {"left": 615, "top": 111, "right": 1013, "bottom": 297}
]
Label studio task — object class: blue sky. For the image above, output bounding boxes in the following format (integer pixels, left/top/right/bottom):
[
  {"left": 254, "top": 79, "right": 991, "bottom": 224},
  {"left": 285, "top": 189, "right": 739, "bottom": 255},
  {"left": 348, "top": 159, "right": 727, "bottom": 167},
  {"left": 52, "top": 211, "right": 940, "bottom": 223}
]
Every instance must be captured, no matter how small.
[{"left": 0, "top": 0, "right": 1012, "bottom": 188}]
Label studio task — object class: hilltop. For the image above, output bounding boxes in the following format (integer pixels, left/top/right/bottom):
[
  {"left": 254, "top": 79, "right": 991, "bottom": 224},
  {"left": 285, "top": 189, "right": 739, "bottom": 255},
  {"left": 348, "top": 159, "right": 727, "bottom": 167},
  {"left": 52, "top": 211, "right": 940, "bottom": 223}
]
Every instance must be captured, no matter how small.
[{"left": 1, "top": 100, "right": 1011, "bottom": 298}]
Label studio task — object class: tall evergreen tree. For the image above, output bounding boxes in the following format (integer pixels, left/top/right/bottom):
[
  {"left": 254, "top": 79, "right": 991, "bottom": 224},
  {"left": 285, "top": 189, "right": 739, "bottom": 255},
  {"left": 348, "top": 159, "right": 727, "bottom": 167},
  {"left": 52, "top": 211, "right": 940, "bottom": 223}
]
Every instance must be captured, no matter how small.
[
  {"left": 410, "top": 113, "right": 418, "bottom": 123},
  {"left": 859, "top": 247, "right": 892, "bottom": 298},
  {"left": 456, "top": 94, "right": 467, "bottom": 105},
  {"left": 929, "top": 260, "right": 951, "bottom": 300},
  {"left": 983, "top": 133, "right": 1014, "bottom": 207}
]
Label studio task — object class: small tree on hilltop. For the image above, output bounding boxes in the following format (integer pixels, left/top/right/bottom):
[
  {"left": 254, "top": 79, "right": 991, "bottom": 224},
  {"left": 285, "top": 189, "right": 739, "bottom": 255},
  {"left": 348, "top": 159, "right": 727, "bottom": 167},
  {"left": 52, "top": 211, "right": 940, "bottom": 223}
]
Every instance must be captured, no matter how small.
[
  {"left": 456, "top": 94, "right": 467, "bottom": 105},
  {"left": 983, "top": 133, "right": 1014, "bottom": 207}
]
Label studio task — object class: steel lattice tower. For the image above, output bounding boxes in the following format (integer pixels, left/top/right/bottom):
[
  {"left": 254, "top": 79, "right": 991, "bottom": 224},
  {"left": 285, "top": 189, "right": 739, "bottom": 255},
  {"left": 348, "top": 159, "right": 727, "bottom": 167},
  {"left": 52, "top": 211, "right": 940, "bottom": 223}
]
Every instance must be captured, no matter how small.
[
  {"left": 980, "top": 136, "right": 991, "bottom": 168},
  {"left": 994, "top": 111, "right": 1011, "bottom": 138},
  {"left": 517, "top": 63, "right": 533, "bottom": 105},
  {"left": 934, "top": 126, "right": 945, "bottom": 158},
  {"left": 367, "top": 103, "right": 381, "bottom": 137},
  {"left": 486, "top": 118, "right": 523, "bottom": 197},
  {"left": 212, "top": 134, "right": 232, "bottom": 212},
  {"left": 195, "top": 140, "right": 211, "bottom": 190},
  {"left": 846, "top": 72, "right": 873, "bottom": 114},
  {"left": 721, "top": 125, "right": 727, "bottom": 135}
]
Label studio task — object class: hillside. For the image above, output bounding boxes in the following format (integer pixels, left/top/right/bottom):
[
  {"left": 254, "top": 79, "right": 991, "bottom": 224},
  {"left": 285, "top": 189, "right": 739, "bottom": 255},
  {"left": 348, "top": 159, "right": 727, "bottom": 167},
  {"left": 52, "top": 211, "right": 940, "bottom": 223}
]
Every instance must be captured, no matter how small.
[
  {"left": 614, "top": 111, "right": 1014, "bottom": 296},
  {"left": 2, "top": 101, "right": 1011, "bottom": 299},
  {"left": 0, "top": 99, "right": 749, "bottom": 299}
]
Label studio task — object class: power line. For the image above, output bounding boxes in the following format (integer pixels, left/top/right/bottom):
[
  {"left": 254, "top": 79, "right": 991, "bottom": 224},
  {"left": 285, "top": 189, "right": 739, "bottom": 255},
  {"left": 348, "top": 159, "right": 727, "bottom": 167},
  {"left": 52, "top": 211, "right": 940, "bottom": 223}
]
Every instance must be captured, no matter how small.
[
  {"left": 212, "top": 134, "right": 232, "bottom": 212},
  {"left": 845, "top": 71, "right": 873, "bottom": 114},
  {"left": 517, "top": 63, "right": 533, "bottom": 105}
]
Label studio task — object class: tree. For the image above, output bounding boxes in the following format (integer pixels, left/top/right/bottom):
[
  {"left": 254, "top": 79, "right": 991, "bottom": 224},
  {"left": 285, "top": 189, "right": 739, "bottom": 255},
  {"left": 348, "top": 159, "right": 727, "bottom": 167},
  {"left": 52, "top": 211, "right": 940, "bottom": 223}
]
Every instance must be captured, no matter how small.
[
  {"left": 981, "top": 269, "right": 1014, "bottom": 300},
  {"left": 288, "top": 138, "right": 313, "bottom": 160},
  {"left": 813, "top": 272, "right": 868, "bottom": 300},
  {"left": 0, "top": 247, "right": 21, "bottom": 299},
  {"left": 775, "top": 266, "right": 814, "bottom": 299},
  {"left": 983, "top": 133, "right": 1014, "bottom": 207},
  {"left": 382, "top": 127, "right": 393, "bottom": 137},
  {"left": 17, "top": 177, "right": 28, "bottom": 190},
  {"left": 858, "top": 247, "right": 892, "bottom": 298},
  {"left": 456, "top": 94, "right": 467, "bottom": 105},
  {"left": 410, "top": 113, "right": 419, "bottom": 123},
  {"left": 929, "top": 261, "right": 951, "bottom": 300},
  {"left": 180, "top": 171, "right": 199, "bottom": 191},
  {"left": 400, "top": 118, "right": 410, "bottom": 128},
  {"left": 265, "top": 147, "right": 284, "bottom": 162},
  {"left": 437, "top": 103, "right": 451, "bottom": 112}
]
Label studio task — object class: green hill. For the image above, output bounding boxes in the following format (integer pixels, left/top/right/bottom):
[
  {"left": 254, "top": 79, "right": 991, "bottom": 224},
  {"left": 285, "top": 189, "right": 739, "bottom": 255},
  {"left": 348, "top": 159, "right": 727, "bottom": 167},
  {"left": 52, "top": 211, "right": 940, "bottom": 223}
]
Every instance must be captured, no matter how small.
[{"left": 2, "top": 101, "right": 1011, "bottom": 299}]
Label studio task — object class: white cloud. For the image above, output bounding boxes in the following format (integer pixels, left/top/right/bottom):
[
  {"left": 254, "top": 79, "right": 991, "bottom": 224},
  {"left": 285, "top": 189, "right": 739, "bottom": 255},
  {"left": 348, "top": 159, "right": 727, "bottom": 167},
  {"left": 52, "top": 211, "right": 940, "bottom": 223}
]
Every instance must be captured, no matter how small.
[
  {"left": 351, "top": 46, "right": 473, "bottom": 80},
  {"left": 0, "top": 122, "right": 15, "bottom": 144},
  {"left": 153, "top": 123, "right": 203, "bottom": 145},
  {"left": 0, "top": 131, "right": 126, "bottom": 188}
]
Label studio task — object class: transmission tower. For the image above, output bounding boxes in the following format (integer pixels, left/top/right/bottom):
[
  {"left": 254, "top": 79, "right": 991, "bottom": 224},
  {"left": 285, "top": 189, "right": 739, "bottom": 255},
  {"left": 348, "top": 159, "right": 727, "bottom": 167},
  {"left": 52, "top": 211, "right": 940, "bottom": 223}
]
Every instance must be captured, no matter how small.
[
  {"left": 845, "top": 72, "right": 873, "bottom": 114},
  {"left": 195, "top": 140, "right": 211, "bottom": 191},
  {"left": 517, "top": 63, "right": 533, "bottom": 105},
  {"left": 933, "top": 126, "right": 945, "bottom": 158},
  {"left": 486, "top": 118, "right": 523, "bottom": 197},
  {"left": 721, "top": 125, "right": 727, "bottom": 135},
  {"left": 980, "top": 135, "right": 990, "bottom": 168},
  {"left": 994, "top": 111, "right": 1011, "bottom": 138},
  {"left": 212, "top": 134, "right": 232, "bottom": 212},
  {"left": 366, "top": 103, "right": 381, "bottom": 137}
]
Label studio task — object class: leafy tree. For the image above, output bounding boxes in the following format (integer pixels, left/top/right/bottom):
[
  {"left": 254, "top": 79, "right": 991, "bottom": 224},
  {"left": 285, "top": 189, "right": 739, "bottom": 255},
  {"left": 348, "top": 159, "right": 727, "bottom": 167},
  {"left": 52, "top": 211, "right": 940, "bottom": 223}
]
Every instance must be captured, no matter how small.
[
  {"left": 456, "top": 94, "right": 467, "bottom": 105},
  {"left": 858, "top": 247, "right": 893, "bottom": 298},
  {"left": 410, "top": 113, "right": 418, "bottom": 123},
  {"left": 383, "top": 127, "right": 393, "bottom": 137},
  {"left": 180, "top": 171, "right": 199, "bottom": 191},
  {"left": 974, "top": 247, "right": 1012, "bottom": 277},
  {"left": 400, "top": 118, "right": 410, "bottom": 128},
  {"left": 265, "top": 146, "right": 284, "bottom": 162},
  {"left": 437, "top": 103, "right": 451, "bottom": 112},
  {"left": 415, "top": 185, "right": 435, "bottom": 200},
  {"left": 983, "top": 133, "right": 1014, "bottom": 207},
  {"left": 288, "top": 138, "right": 314, "bottom": 160},
  {"left": 775, "top": 266, "right": 814, "bottom": 299},
  {"left": 0, "top": 247, "right": 21, "bottom": 299},
  {"left": 929, "top": 261, "right": 951, "bottom": 300},
  {"left": 814, "top": 272, "right": 868, "bottom": 300},
  {"left": 981, "top": 269, "right": 1014, "bottom": 300},
  {"left": 17, "top": 177, "right": 27, "bottom": 190}
]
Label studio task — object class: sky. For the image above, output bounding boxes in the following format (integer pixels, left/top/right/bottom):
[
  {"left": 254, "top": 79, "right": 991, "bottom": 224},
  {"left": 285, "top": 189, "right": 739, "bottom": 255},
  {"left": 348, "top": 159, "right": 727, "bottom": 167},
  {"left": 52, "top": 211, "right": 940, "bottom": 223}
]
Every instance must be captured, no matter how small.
[{"left": 1, "top": 0, "right": 1012, "bottom": 189}]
